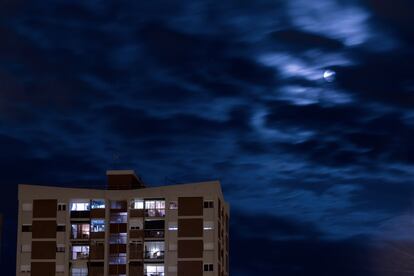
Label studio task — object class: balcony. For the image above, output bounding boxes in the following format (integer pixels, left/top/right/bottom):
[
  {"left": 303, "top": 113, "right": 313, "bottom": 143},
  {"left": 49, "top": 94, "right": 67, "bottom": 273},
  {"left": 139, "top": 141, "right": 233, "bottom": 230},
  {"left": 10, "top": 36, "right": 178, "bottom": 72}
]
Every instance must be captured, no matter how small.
[
  {"left": 70, "top": 211, "right": 90, "bottom": 219},
  {"left": 72, "top": 251, "right": 89, "bottom": 260},
  {"left": 110, "top": 223, "right": 127, "bottom": 234},
  {"left": 130, "top": 209, "right": 145, "bottom": 217},
  {"left": 145, "top": 209, "right": 165, "bottom": 218},
  {"left": 90, "top": 232, "right": 105, "bottom": 239},
  {"left": 109, "top": 234, "right": 127, "bottom": 244},
  {"left": 144, "top": 250, "right": 164, "bottom": 260},
  {"left": 129, "top": 249, "right": 143, "bottom": 260},
  {"left": 90, "top": 245, "right": 104, "bottom": 260},
  {"left": 110, "top": 244, "right": 127, "bottom": 255},
  {"left": 71, "top": 223, "right": 90, "bottom": 240},
  {"left": 90, "top": 209, "right": 105, "bottom": 218},
  {"left": 109, "top": 264, "right": 126, "bottom": 275},
  {"left": 130, "top": 229, "right": 144, "bottom": 239},
  {"left": 144, "top": 230, "right": 164, "bottom": 239}
]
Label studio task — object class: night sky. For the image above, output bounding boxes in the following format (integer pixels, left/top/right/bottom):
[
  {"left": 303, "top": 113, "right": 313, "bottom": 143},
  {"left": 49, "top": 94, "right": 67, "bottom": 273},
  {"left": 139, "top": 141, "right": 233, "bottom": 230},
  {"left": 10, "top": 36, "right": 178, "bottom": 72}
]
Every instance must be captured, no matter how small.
[{"left": 1, "top": 0, "right": 414, "bottom": 275}]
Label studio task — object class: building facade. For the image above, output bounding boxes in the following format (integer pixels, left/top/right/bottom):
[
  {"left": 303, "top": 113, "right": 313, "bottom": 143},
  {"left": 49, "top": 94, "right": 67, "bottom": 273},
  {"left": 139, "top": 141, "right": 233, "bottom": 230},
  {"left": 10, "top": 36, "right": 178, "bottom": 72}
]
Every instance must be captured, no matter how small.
[{"left": 16, "top": 170, "right": 229, "bottom": 276}]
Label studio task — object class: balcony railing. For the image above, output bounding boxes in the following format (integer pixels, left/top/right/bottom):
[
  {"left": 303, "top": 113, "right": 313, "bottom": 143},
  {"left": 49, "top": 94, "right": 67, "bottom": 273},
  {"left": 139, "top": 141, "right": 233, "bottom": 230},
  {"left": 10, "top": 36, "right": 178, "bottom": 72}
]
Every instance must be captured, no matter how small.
[
  {"left": 144, "top": 251, "right": 164, "bottom": 260},
  {"left": 145, "top": 273, "right": 164, "bottom": 276},
  {"left": 72, "top": 252, "right": 89, "bottom": 260},
  {"left": 71, "top": 232, "right": 90, "bottom": 240},
  {"left": 70, "top": 211, "right": 90, "bottom": 219},
  {"left": 144, "top": 230, "right": 164, "bottom": 239},
  {"left": 145, "top": 209, "right": 165, "bottom": 217}
]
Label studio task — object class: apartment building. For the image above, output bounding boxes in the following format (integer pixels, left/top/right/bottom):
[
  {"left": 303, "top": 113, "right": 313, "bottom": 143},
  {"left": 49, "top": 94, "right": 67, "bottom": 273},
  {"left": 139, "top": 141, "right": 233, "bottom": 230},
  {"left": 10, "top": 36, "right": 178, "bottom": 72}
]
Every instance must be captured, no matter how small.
[{"left": 16, "top": 170, "right": 229, "bottom": 276}]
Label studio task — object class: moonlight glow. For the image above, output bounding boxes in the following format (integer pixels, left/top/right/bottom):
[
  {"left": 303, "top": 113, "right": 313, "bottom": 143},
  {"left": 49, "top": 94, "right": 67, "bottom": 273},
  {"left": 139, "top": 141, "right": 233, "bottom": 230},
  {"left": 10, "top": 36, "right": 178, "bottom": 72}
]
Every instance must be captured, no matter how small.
[{"left": 323, "top": 70, "right": 336, "bottom": 82}]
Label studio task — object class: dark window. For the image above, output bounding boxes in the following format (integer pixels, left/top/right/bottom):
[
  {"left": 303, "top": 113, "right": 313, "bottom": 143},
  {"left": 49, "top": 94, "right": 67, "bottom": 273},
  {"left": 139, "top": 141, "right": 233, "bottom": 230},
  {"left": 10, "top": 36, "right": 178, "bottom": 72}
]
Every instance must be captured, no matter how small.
[
  {"left": 22, "top": 225, "right": 32, "bottom": 232},
  {"left": 204, "top": 264, "right": 214, "bottom": 271},
  {"left": 204, "top": 201, "right": 214, "bottom": 208},
  {"left": 56, "top": 246, "right": 65, "bottom": 252},
  {"left": 144, "top": 220, "right": 165, "bottom": 230},
  {"left": 57, "top": 225, "right": 66, "bottom": 232},
  {"left": 58, "top": 203, "right": 67, "bottom": 211}
]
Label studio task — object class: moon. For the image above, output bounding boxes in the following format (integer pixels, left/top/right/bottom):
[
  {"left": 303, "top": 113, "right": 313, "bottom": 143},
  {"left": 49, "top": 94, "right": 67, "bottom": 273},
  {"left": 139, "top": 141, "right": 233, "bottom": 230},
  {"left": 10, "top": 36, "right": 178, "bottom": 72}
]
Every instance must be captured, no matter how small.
[{"left": 323, "top": 70, "right": 336, "bottom": 82}]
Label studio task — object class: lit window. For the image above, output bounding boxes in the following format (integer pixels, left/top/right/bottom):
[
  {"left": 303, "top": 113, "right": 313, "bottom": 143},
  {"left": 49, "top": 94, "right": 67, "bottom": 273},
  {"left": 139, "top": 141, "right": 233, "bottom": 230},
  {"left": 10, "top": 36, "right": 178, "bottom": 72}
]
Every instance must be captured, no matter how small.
[
  {"left": 91, "top": 199, "right": 105, "bottom": 209},
  {"left": 71, "top": 224, "right": 90, "bottom": 239},
  {"left": 145, "top": 200, "right": 165, "bottom": 217},
  {"left": 110, "top": 212, "right": 127, "bottom": 223},
  {"left": 145, "top": 264, "right": 164, "bottom": 275},
  {"left": 71, "top": 267, "right": 87, "bottom": 276},
  {"left": 70, "top": 201, "right": 90, "bottom": 211},
  {"left": 131, "top": 199, "right": 144, "bottom": 209},
  {"left": 91, "top": 219, "right": 105, "bottom": 232},
  {"left": 204, "top": 221, "right": 214, "bottom": 230},
  {"left": 144, "top": 241, "right": 165, "bottom": 259},
  {"left": 109, "top": 254, "right": 127, "bottom": 264},
  {"left": 168, "top": 222, "right": 178, "bottom": 231},
  {"left": 109, "top": 233, "right": 127, "bottom": 244},
  {"left": 72, "top": 245, "right": 89, "bottom": 260},
  {"left": 169, "top": 201, "right": 178, "bottom": 209}
]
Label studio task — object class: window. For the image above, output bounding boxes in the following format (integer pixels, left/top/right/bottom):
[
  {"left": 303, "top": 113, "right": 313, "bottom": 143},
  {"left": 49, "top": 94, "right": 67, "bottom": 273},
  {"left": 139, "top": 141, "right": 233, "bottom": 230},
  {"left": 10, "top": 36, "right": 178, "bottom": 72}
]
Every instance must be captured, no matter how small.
[
  {"left": 204, "top": 264, "right": 214, "bottom": 272},
  {"left": 204, "top": 221, "right": 214, "bottom": 230},
  {"left": 91, "top": 219, "right": 105, "bottom": 232},
  {"left": 21, "top": 244, "right": 31, "bottom": 253},
  {"left": 204, "top": 200, "right": 214, "bottom": 208},
  {"left": 145, "top": 200, "right": 165, "bottom": 217},
  {"left": 22, "top": 203, "right": 32, "bottom": 211},
  {"left": 144, "top": 264, "right": 164, "bottom": 276},
  {"left": 72, "top": 245, "right": 89, "bottom": 260},
  {"left": 71, "top": 267, "right": 87, "bottom": 276},
  {"left": 20, "top": 265, "right": 30, "bottom": 272},
  {"left": 169, "top": 201, "right": 178, "bottom": 210},
  {"left": 110, "top": 212, "right": 127, "bottom": 223},
  {"left": 57, "top": 224, "right": 66, "bottom": 232},
  {"left": 144, "top": 241, "right": 165, "bottom": 259},
  {"left": 70, "top": 201, "right": 89, "bottom": 211},
  {"left": 56, "top": 265, "right": 65, "bottom": 273},
  {"left": 109, "top": 254, "right": 126, "bottom": 264},
  {"left": 57, "top": 203, "right": 66, "bottom": 211},
  {"left": 57, "top": 244, "right": 65, "bottom": 252},
  {"left": 71, "top": 224, "right": 90, "bottom": 239},
  {"left": 109, "top": 233, "right": 127, "bottom": 244},
  {"left": 204, "top": 242, "right": 214, "bottom": 250},
  {"left": 91, "top": 199, "right": 105, "bottom": 209},
  {"left": 22, "top": 225, "right": 32, "bottom": 232},
  {"left": 131, "top": 199, "right": 144, "bottom": 209},
  {"left": 168, "top": 222, "right": 178, "bottom": 231},
  {"left": 110, "top": 200, "right": 126, "bottom": 210}
]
